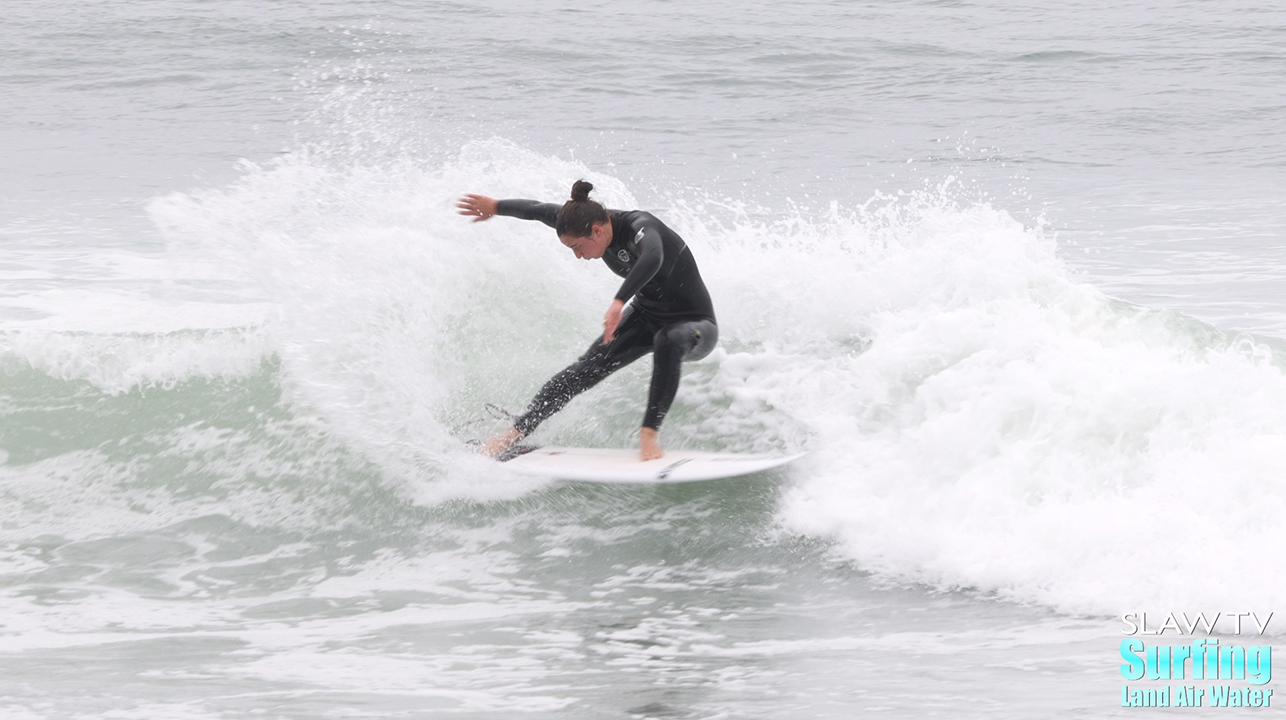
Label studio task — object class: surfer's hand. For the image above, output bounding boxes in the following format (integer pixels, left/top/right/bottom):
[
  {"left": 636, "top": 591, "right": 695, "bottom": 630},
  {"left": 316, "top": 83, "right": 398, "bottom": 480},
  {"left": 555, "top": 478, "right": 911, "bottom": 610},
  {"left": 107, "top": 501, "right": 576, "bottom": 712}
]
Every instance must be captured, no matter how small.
[
  {"left": 602, "top": 299, "right": 625, "bottom": 344},
  {"left": 456, "top": 193, "right": 498, "bottom": 222}
]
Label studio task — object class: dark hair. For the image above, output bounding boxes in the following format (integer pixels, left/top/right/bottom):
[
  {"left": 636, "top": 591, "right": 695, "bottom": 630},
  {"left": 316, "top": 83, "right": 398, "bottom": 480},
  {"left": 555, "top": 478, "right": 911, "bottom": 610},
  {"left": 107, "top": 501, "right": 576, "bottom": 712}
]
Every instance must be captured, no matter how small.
[{"left": 555, "top": 179, "right": 609, "bottom": 237}]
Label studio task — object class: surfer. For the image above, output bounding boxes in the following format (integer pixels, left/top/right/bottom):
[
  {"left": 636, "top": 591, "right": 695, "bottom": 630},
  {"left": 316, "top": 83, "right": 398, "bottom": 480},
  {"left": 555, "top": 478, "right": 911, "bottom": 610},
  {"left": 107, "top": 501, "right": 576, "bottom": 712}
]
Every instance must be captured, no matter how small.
[{"left": 457, "top": 180, "right": 717, "bottom": 461}]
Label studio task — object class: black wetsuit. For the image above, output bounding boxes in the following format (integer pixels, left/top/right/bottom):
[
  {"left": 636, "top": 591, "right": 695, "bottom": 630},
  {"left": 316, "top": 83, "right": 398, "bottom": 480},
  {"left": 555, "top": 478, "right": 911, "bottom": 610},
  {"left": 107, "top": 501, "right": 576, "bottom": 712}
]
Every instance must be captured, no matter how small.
[{"left": 495, "top": 199, "right": 718, "bottom": 434}]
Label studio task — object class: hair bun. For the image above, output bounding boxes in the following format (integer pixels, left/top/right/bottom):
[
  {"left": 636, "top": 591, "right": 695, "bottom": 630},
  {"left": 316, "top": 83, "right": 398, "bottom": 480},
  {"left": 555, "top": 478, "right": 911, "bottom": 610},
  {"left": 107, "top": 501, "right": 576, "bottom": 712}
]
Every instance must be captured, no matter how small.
[{"left": 570, "top": 179, "right": 594, "bottom": 202}]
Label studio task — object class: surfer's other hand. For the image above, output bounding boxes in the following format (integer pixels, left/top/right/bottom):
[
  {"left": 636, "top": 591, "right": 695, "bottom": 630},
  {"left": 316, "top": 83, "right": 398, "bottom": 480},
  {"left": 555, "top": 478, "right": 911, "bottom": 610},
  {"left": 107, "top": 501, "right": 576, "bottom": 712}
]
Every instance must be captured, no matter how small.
[{"left": 457, "top": 193, "right": 498, "bottom": 222}]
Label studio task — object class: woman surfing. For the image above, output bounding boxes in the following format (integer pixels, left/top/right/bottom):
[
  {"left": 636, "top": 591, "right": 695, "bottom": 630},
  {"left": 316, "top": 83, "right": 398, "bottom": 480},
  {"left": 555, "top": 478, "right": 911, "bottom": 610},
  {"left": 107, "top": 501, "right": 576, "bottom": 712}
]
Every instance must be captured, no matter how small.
[{"left": 457, "top": 180, "right": 718, "bottom": 461}]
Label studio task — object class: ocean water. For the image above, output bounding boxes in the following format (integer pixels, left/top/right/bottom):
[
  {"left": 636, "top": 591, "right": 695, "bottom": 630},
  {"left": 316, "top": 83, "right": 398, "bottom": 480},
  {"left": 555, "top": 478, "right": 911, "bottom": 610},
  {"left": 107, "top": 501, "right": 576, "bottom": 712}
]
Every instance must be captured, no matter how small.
[{"left": 2, "top": 1, "right": 1284, "bottom": 717}]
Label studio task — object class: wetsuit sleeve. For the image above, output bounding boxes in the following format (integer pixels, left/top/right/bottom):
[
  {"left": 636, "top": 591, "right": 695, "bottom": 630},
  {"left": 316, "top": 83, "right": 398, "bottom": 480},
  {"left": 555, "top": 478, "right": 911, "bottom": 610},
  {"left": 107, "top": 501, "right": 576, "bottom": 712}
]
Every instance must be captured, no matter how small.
[
  {"left": 614, "top": 220, "right": 664, "bottom": 303},
  {"left": 495, "top": 199, "right": 560, "bottom": 229}
]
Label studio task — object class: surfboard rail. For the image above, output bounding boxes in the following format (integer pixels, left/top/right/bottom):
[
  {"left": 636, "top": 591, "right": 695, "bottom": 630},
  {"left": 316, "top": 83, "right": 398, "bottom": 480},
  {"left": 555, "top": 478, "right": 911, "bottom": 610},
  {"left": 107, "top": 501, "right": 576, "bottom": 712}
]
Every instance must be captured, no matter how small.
[{"left": 498, "top": 446, "right": 805, "bottom": 483}]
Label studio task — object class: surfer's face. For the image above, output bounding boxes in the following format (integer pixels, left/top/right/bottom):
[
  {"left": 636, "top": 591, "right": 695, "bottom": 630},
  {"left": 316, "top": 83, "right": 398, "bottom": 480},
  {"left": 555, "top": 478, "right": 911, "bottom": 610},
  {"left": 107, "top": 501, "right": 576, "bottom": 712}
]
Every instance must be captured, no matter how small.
[{"left": 560, "top": 222, "right": 612, "bottom": 260}]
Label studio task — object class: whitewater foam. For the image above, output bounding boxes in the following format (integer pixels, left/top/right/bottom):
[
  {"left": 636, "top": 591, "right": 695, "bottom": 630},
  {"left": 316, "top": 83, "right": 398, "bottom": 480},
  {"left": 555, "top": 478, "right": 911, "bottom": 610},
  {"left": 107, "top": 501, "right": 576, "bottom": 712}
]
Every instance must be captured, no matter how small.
[{"left": 139, "top": 141, "right": 1286, "bottom": 617}]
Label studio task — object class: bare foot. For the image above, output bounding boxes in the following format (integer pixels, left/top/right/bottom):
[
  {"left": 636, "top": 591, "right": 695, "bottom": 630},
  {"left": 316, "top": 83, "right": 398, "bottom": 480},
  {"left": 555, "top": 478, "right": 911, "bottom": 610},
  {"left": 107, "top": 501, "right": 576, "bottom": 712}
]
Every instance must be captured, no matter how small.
[
  {"left": 482, "top": 427, "right": 522, "bottom": 457},
  {"left": 639, "top": 427, "right": 663, "bottom": 461}
]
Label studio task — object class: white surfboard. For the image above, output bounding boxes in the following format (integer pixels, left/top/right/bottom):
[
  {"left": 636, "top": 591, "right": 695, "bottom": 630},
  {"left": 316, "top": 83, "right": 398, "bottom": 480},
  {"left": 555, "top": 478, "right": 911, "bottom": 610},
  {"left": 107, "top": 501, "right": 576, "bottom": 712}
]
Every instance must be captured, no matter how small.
[{"left": 500, "top": 446, "right": 804, "bottom": 483}]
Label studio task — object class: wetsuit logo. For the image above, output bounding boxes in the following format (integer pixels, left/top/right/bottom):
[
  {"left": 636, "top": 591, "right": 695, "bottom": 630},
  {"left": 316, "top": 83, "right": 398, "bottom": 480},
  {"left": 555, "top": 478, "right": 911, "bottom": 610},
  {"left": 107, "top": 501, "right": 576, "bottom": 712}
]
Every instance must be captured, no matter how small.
[{"left": 618, "top": 249, "right": 631, "bottom": 263}]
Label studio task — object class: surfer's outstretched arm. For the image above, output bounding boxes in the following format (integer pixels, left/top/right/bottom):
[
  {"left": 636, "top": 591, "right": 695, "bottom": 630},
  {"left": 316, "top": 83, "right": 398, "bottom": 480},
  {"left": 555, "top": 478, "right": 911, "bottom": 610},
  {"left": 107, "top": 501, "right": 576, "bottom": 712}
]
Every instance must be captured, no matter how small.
[
  {"left": 496, "top": 199, "right": 560, "bottom": 228},
  {"left": 456, "top": 194, "right": 560, "bottom": 229}
]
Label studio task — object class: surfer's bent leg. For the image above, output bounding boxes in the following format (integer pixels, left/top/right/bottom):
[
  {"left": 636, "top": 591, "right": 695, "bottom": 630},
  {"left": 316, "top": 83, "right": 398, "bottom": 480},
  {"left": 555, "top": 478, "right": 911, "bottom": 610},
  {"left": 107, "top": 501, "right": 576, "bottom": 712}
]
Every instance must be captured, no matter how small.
[
  {"left": 643, "top": 319, "right": 718, "bottom": 430},
  {"left": 512, "top": 308, "right": 652, "bottom": 437}
]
